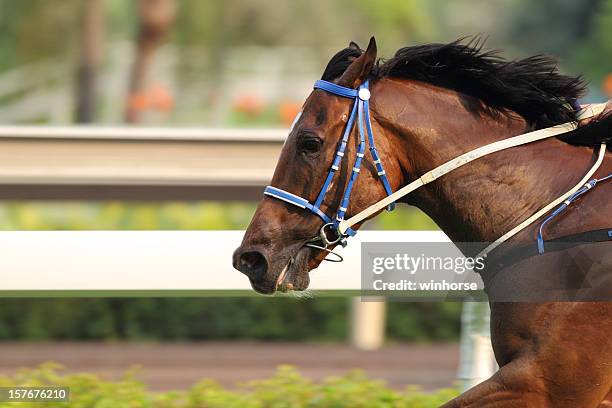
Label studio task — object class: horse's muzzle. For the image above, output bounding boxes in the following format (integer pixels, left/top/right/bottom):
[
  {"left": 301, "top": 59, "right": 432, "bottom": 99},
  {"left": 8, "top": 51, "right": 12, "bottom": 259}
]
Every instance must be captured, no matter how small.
[{"left": 232, "top": 248, "right": 268, "bottom": 282}]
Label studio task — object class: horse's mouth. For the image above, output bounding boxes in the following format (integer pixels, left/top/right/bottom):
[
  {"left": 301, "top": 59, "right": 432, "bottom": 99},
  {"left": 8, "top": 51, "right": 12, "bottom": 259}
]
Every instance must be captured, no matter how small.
[
  {"left": 250, "top": 246, "right": 311, "bottom": 295},
  {"left": 277, "top": 247, "right": 311, "bottom": 292},
  {"left": 275, "top": 260, "right": 292, "bottom": 290}
]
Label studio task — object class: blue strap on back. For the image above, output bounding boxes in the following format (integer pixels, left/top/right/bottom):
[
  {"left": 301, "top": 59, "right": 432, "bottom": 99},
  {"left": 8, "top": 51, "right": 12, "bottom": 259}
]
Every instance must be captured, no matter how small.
[
  {"left": 537, "top": 173, "right": 612, "bottom": 253},
  {"left": 263, "top": 79, "right": 396, "bottom": 239}
]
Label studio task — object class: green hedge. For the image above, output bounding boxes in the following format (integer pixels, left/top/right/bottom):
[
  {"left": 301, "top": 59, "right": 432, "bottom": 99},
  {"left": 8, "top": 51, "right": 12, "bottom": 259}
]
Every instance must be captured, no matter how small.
[
  {"left": 0, "top": 202, "right": 256, "bottom": 230},
  {"left": 0, "top": 364, "right": 459, "bottom": 408},
  {"left": 0, "top": 299, "right": 461, "bottom": 342},
  {"left": 0, "top": 202, "right": 436, "bottom": 230}
]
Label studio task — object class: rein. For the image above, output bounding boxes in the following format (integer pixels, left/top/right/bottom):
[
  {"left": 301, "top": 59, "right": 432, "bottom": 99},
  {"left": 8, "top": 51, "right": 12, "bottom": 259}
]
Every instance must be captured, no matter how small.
[{"left": 264, "top": 79, "right": 609, "bottom": 261}]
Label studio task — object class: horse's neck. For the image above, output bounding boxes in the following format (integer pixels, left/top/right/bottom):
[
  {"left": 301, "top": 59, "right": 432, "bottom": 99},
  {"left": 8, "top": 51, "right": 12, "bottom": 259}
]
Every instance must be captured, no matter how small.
[{"left": 374, "top": 79, "right": 590, "bottom": 243}]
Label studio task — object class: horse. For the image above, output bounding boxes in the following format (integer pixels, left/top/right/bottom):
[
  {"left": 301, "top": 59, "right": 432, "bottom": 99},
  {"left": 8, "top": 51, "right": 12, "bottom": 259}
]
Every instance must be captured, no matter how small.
[{"left": 233, "top": 37, "right": 612, "bottom": 407}]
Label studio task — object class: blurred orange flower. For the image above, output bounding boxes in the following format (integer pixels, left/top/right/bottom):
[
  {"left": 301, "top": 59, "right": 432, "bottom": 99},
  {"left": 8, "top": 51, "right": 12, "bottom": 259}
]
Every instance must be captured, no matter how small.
[
  {"left": 234, "top": 94, "right": 264, "bottom": 117},
  {"left": 279, "top": 101, "right": 301, "bottom": 125},
  {"left": 127, "top": 83, "right": 174, "bottom": 113}
]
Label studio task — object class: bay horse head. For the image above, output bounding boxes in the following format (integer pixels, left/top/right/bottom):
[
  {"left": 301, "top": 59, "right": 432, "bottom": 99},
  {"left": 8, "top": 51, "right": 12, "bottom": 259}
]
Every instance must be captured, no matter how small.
[
  {"left": 233, "top": 38, "right": 403, "bottom": 294},
  {"left": 233, "top": 36, "right": 607, "bottom": 295}
]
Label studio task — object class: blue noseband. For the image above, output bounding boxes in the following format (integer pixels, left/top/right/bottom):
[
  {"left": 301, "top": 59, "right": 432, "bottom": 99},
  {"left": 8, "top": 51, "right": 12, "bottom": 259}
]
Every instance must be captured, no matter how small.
[{"left": 264, "top": 79, "right": 395, "bottom": 243}]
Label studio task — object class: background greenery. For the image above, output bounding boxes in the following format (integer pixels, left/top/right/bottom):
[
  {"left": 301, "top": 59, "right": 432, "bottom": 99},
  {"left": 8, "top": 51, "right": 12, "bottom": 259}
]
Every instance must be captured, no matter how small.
[
  {"left": 0, "top": 299, "right": 461, "bottom": 342},
  {"left": 0, "top": 364, "right": 459, "bottom": 407},
  {"left": 0, "top": 202, "right": 437, "bottom": 231},
  {"left": 1, "top": 0, "right": 610, "bottom": 83}
]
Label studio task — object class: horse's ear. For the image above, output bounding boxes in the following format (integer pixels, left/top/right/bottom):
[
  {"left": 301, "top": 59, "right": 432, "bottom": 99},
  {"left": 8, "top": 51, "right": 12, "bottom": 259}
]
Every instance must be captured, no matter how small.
[
  {"left": 337, "top": 37, "right": 377, "bottom": 88},
  {"left": 348, "top": 41, "right": 362, "bottom": 51}
]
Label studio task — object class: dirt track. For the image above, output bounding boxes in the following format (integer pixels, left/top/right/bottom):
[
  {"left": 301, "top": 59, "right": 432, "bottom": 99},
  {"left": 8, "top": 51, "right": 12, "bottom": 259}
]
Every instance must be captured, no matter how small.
[{"left": 0, "top": 342, "right": 459, "bottom": 391}]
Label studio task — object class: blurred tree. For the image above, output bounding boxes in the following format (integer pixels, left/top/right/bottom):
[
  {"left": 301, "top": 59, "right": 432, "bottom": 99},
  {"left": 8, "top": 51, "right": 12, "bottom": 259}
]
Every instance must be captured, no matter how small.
[
  {"left": 75, "top": 0, "right": 105, "bottom": 123},
  {"left": 504, "top": 0, "right": 602, "bottom": 58},
  {"left": 571, "top": 0, "right": 612, "bottom": 86},
  {"left": 1, "top": 0, "right": 608, "bottom": 125},
  {"left": 125, "top": 0, "right": 177, "bottom": 123},
  {"left": 173, "top": 0, "right": 438, "bottom": 57},
  {"left": 0, "top": 0, "right": 80, "bottom": 68},
  {"left": 350, "top": 0, "right": 437, "bottom": 49}
]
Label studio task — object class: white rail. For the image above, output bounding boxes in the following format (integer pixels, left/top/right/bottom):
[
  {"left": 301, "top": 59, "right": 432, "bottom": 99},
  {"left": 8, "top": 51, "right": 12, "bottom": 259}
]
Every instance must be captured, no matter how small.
[
  {"left": 0, "top": 126, "right": 288, "bottom": 198},
  {"left": 0, "top": 125, "right": 288, "bottom": 142},
  {"left": 0, "top": 230, "right": 447, "bottom": 291}
]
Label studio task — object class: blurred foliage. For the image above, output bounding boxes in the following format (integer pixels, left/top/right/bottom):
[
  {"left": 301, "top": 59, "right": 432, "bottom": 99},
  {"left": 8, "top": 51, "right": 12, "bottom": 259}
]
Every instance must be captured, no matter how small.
[
  {"left": 573, "top": 0, "right": 612, "bottom": 85},
  {"left": 0, "top": 201, "right": 436, "bottom": 230},
  {"left": 387, "top": 302, "right": 461, "bottom": 342},
  {"left": 0, "top": 202, "right": 255, "bottom": 230},
  {"left": 227, "top": 104, "right": 285, "bottom": 127},
  {"left": 503, "top": 0, "right": 600, "bottom": 58},
  {"left": 173, "top": 0, "right": 437, "bottom": 50},
  {"left": 0, "top": 0, "right": 80, "bottom": 67},
  {"left": 376, "top": 206, "right": 438, "bottom": 230},
  {"left": 0, "top": 364, "right": 459, "bottom": 407},
  {"left": 0, "top": 298, "right": 461, "bottom": 342},
  {"left": 1, "top": 0, "right": 609, "bottom": 124}
]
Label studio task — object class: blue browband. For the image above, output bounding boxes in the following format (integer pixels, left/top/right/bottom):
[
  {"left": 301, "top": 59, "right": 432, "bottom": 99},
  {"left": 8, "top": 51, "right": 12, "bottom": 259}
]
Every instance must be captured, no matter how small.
[{"left": 264, "top": 79, "right": 395, "bottom": 239}]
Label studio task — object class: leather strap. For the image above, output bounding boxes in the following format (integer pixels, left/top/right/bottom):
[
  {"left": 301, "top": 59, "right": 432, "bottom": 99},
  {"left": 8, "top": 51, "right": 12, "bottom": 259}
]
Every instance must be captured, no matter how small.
[{"left": 484, "top": 228, "right": 612, "bottom": 277}]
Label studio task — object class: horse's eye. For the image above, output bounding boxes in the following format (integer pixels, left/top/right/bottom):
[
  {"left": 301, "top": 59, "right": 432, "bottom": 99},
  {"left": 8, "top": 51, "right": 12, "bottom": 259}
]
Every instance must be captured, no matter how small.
[{"left": 299, "top": 137, "right": 322, "bottom": 155}]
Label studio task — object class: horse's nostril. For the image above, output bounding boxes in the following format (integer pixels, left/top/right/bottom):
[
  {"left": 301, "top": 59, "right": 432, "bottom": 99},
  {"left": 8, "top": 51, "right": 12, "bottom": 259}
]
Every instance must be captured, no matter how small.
[{"left": 235, "top": 250, "right": 268, "bottom": 282}]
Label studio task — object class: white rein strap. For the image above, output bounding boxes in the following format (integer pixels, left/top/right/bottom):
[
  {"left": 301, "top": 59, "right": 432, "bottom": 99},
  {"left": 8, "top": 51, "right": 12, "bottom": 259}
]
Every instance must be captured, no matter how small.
[
  {"left": 338, "top": 103, "right": 608, "bottom": 255},
  {"left": 477, "top": 141, "right": 607, "bottom": 258}
]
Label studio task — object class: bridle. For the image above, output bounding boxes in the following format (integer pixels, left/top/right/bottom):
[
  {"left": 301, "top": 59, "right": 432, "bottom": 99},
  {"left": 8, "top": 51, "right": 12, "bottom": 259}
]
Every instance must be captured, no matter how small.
[
  {"left": 264, "top": 79, "right": 608, "bottom": 261},
  {"left": 263, "top": 79, "right": 396, "bottom": 261}
]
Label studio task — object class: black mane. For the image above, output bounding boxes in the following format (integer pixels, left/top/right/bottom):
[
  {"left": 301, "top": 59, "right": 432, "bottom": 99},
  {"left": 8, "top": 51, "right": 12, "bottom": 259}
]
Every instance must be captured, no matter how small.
[{"left": 322, "top": 38, "right": 611, "bottom": 150}]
